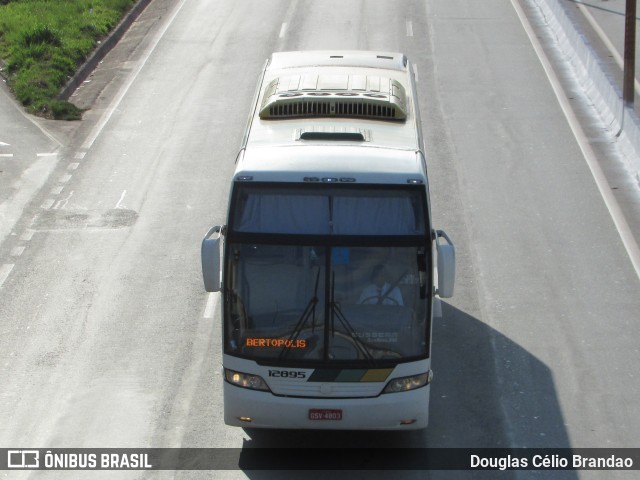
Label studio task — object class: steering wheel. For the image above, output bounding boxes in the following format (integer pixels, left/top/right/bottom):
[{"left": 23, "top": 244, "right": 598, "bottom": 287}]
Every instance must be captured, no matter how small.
[
  {"left": 295, "top": 329, "right": 364, "bottom": 360},
  {"left": 359, "top": 295, "right": 400, "bottom": 306}
]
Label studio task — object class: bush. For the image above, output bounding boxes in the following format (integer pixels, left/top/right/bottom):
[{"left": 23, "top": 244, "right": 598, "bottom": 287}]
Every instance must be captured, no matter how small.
[
  {"left": 22, "top": 24, "right": 61, "bottom": 47},
  {"left": 0, "top": 0, "right": 136, "bottom": 119},
  {"left": 51, "top": 99, "right": 82, "bottom": 120}
]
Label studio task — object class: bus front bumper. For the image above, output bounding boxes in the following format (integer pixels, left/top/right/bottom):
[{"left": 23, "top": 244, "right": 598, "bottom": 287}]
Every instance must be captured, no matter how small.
[{"left": 223, "top": 382, "right": 430, "bottom": 430}]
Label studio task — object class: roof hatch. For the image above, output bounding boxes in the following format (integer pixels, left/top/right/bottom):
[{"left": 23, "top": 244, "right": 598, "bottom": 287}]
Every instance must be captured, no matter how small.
[{"left": 259, "top": 74, "right": 408, "bottom": 121}]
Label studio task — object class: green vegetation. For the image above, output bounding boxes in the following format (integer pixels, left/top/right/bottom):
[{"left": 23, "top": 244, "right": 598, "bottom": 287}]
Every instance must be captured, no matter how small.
[{"left": 0, "top": 0, "right": 136, "bottom": 119}]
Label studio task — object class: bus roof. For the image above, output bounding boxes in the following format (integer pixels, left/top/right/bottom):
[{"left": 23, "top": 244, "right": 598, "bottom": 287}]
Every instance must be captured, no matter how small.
[
  {"left": 236, "top": 51, "right": 426, "bottom": 185},
  {"left": 238, "top": 146, "right": 425, "bottom": 184},
  {"left": 267, "top": 51, "right": 408, "bottom": 71}
]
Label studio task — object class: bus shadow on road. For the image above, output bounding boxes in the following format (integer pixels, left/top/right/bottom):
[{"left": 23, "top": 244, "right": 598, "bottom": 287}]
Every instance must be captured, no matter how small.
[{"left": 237, "top": 301, "right": 577, "bottom": 479}]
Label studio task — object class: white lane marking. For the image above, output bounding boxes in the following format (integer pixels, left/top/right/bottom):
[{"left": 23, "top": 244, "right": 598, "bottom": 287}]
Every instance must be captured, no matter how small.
[
  {"left": 203, "top": 292, "right": 218, "bottom": 319},
  {"left": 10, "top": 246, "right": 25, "bottom": 257},
  {"left": 41, "top": 199, "right": 55, "bottom": 210},
  {"left": 51, "top": 186, "right": 64, "bottom": 195},
  {"left": 115, "top": 190, "right": 127, "bottom": 209},
  {"left": 81, "top": 0, "right": 189, "bottom": 150},
  {"left": 20, "top": 230, "right": 35, "bottom": 241},
  {"left": 574, "top": 1, "right": 640, "bottom": 95},
  {"left": 59, "top": 174, "right": 72, "bottom": 183},
  {"left": 164, "top": 292, "right": 217, "bottom": 448},
  {"left": 0, "top": 87, "right": 63, "bottom": 146},
  {"left": 36, "top": 153, "right": 57, "bottom": 157},
  {"left": 511, "top": 0, "right": 640, "bottom": 280},
  {"left": 74, "top": 151, "right": 87, "bottom": 160},
  {"left": 406, "top": 20, "right": 414, "bottom": 37},
  {"left": 0, "top": 154, "right": 13, "bottom": 158},
  {"left": 0, "top": 264, "right": 15, "bottom": 288},
  {"left": 279, "top": 22, "right": 288, "bottom": 38},
  {"left": 68, "top": 162, "right": 80, "bottom": 171},
  {"left": 275, "top": 0, "right": 299, "bottom": 48},
  {"left": 0, "top": 153, "right": 60, "bottom": 246},
  {"left": 53, "top": 191, "right": 74, "bottom": 210},
  {"left": 0, "top": 141, "right": 10, "bottom": 146}
]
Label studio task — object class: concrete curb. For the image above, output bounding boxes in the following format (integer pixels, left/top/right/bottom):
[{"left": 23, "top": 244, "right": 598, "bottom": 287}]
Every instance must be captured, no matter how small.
[
  {"left": 534, "top": 0, "right": 640, "bottom": 185},
  {"left": 57, "top": 0, "right": 153, "bottom": 101}
]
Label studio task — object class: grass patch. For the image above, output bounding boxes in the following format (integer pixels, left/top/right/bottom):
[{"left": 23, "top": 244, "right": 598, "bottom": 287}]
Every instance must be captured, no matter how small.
[{"left": 0, "top": 0, "right": 136, "bottom": 119}]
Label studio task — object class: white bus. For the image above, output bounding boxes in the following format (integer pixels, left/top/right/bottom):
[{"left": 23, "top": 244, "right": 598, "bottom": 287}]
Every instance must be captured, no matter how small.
[{"left": 202, "top": 51, "right": 455, "bottom": 430}]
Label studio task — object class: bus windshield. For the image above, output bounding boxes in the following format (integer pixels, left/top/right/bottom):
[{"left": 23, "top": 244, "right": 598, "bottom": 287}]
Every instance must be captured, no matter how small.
[
  {"left": 224, "top": 244, "right": 429, "bottom": 365},
  {"left": 223, "top": 184, "right": 431, "bottom": 366}
]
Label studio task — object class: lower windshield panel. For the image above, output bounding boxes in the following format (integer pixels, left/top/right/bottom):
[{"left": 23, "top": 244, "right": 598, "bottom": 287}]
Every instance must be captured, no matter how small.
[{"left": 224, "top": 243, "right": 429, "bottom": 365}]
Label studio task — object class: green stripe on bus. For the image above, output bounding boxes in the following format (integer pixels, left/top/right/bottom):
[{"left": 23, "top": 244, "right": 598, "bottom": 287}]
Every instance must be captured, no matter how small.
[{"left": 307, "top": 368, "right": 393, "bottom": 382}]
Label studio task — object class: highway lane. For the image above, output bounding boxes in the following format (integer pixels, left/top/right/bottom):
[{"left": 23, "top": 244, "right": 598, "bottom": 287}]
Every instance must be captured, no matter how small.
[
  {"left": 0, "top": 0, "right": 639, "bottom": 479},
  {"left": 429, "top": 0, "right": 639, "bottom": 447},
  {"left": 0, "top": 83, "right": 63, "bottom": 250},
  {"left": 0, "top": 0, "right": 263, "bottom": 449}
]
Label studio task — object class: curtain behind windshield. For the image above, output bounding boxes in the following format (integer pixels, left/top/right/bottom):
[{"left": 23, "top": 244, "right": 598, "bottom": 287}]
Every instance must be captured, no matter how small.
[
  {"left": 332, "top": 196, "right": 416, "bottom": 235},
  {"left": 233, "top": 186, "right": 425, "bottom": 235},
  {"left": 236, "top": 194, "right": 330, "bottom": 234}
]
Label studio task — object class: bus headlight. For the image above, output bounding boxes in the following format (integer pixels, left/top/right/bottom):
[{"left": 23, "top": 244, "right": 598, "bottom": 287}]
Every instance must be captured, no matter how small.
[
  {"left": 224, "top": 369, "right": 270, "bottom": 391},
  {"left": 382, "top": 372, "right": 431, "bottom": 393}
]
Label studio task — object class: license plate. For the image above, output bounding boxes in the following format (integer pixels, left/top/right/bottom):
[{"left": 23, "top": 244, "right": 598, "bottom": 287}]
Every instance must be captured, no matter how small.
[{"left": 309, "top": 409, "right": 342, "bottom": 421}]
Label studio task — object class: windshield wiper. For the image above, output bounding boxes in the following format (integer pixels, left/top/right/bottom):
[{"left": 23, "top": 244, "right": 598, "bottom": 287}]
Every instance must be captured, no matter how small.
[
  {"left": 330, "top": 272, "right": 376, "bottom": 366},
  {"left": 377, "top": 269, "right": 408, "bottom": 305},
  {"left": 331, "top": 303, "right": 376, "bottom": 366},
  {"left": 278, "top": 267, "right": 321, "bottom": 361}
]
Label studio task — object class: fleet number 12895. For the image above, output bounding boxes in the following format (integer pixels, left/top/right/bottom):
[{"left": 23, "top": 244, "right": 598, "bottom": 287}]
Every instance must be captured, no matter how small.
[{"left": 268, "top": 369, "right": 307, "bottom": 379}]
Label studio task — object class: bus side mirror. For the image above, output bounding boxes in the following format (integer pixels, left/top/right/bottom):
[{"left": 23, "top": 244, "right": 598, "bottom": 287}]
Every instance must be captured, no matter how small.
[
  {"left": 435, "top": 230, "right": 455, "bottom": 298},
  {"left": 202, "top": 225, "right": 224, "bottom": 292}
]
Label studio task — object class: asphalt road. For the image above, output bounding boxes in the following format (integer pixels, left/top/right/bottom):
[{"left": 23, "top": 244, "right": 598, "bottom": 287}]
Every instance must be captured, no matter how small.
[{"left": 1, "top": 0, "right": 640, "bottom": 479}]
